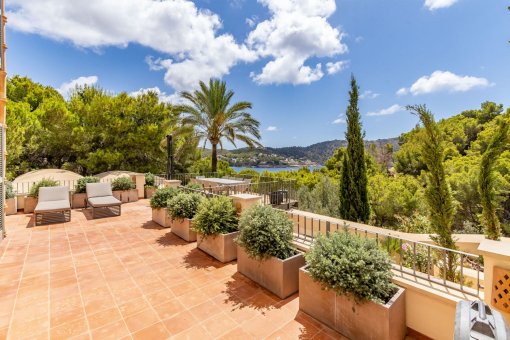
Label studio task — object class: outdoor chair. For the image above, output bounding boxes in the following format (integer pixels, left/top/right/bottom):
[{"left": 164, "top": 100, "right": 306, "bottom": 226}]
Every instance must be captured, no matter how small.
[
  {"left": 86, "top": 182, "right": 122, "bottom": 219},
  {"left": 34, "top": 186, "right": 71, "bottom": 226}
]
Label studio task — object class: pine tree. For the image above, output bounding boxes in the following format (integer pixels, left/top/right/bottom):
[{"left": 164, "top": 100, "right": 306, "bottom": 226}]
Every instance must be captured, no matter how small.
[
  {"left": 339, "top": 75, "right": 370, "bottom": 223},
  {"left": 479, "top": 110, "right": 509, "bottom": 240},
  {"left": 407, "top": 104, "right": 458, "bottom": 281}
]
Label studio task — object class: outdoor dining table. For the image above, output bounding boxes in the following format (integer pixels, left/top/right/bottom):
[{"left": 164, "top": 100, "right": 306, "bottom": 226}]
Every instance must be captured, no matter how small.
[{"left": 199, "top": 178, "right": 245, "bottom": 186}]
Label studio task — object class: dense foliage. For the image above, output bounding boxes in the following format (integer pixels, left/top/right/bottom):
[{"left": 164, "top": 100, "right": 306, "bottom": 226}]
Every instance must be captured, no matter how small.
[
  {"left": 297, "top": 175, "right": 340, "bottom": 218},
  {"left": 167, "top": 193, "right": 204, "bottom": 221},
  {"left": 144, "top": 173, "right": 155, "bottom": 187},
  {"left": 149, "top": 187, "right": 180, "bottom": 210},
  {"left": 192, "top": 196, "right": 238, "bottom": 239},
  {"left": 111, "top": 177, "right": 135, "bottom": 191},
  {"left": 235, "top": 205, "right": 296, "bottom": 262},
  {"left": 339, "top": 75, "right": 370, "bottom": 223},
  {"left": 184, "top": 182, "right": 204, "bottom": 190},
  {"left": 305, "top": 231, "right": 396, "bottom": 305},
  {"left": 5, "top": 181, "right": 15, "bottom": 200},
  {"left": 29, "top": 177, "right": 59, "bottom": 198},
  {"left": 75, "top": 176, "right": 99, "bottom": 194},
  {"left": 6, "top": 76, "right": 177, "bottom": 179}
]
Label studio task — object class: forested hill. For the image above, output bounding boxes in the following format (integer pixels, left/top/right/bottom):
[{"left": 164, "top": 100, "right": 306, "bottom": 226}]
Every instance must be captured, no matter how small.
[{"left": 205, "top": 138, "right": 399, "bottom": 165}]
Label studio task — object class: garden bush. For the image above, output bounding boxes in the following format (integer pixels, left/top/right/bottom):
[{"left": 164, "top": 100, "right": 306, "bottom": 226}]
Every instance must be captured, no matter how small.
[
  {"left": 149, "top": 187, "right": 180, "bottom": 210},
  {"left": 235, "top": 205, "right": 295, "bottom": 263},
  {"left": 167, "top": 193, "right": 204, "bottom": 221},
  {"left": 5, "top": 181, "right": 15, "bottom": 199},
  {"left": 305, "top": 230, "right": 396, "bottom": 305},
  {"left": 29, "top": 177, "right": 59, "bottom": 198},
  {"left": 111, "top": 177, "right": 135, "bottom": 191},
  {"left": 193, "top": 196, "right": 238, "bottom": 239},
  {"left": 145, "top": 173, "right": 155, "bottom": 187},
  {"left": 184, "top": 182, "right": 203, "bottom": 191},
  {"left": 75, "top": 176, "right": 100, "bottom": 194}
]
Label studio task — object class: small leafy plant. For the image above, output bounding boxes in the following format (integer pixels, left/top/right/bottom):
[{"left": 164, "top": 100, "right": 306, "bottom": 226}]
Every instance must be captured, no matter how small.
[
  {"left": 184, "top": 182, "right": 203, "bottom": 191},
  {"left": 235, "top": 205, "right": 295, "bottom": 263},
  {"left": 167, "top": 193, "right": 204, "bottom": 221},
  {"left": 193, "top": 196, "right": 238, "bottom": 239},
  {"left": 29, "top": 177, "right": 59, "bottom": 198},
  {"left": 75, "top": 176, "right": 100, "bottom": 194},
  {"left": 145, "top": 173, "right": 155, "bottom": 187},
  {"left": 5, "top": 181, "right": 15, "bottom": 200},
  {"left": 111, "top": 177, "right": 135, "bottom": 191},
  {"left": 150, "top": 187, "right": 180, "bottom": 210},
  {"left": 305, "top": 229, "right": 396, "bottom": 306}
]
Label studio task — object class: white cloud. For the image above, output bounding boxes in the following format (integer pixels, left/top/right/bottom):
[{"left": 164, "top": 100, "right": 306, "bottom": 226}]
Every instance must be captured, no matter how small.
[
  {"left": 8, "top": 0, "right": 348, "bottom": 91},
  {"left": 129, "top": 86, "right": 185, "bottom": 104},
  {"left": 246, "top": 15, "right": 258, "bottom": 28},
  {"left": 332, "top": 118, "right": 346, "bottom": 124},
  {"left": 396, "top": 87, "right": 409, "bottom": 96},
  {"left": 266, "top": 126, "right": 278, "bottom": 131},
  {"left": 355, "top": 36, "right": 363, "bottom": 43},
  {"left": 57, "top": 76, "right": 98, "bottom": 96},
  {"left": 326, "top": 60, "right": 350, "bottom": 75},
  {"left": 424, "top": 0, "right": 459, "bottom": 10},
  {"left": 293, "top": 136, "right": 297, "bottom": 139},
  {"left": 398, "top": 70, "right": 493, "bottom": 96},
  {"left": 359, "top": 90, "right": 379, "bottom": 99},
  {"left": 247, "top": 0, "right": 348, "bottom": 85},
  {"left": 367, "top": 104, "right": 404, "bottom": 116},
  {"left": 230, "top": 0, "right": 246, "bottom": 8}
]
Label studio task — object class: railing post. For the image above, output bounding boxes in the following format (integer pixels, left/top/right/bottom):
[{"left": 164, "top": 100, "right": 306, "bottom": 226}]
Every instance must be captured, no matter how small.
[{"left": 326, "top": 221, "right": 330, "bottom": 237}]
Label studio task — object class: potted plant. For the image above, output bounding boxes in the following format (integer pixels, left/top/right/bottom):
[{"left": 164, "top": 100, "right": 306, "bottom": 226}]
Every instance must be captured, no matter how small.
[
  {"left": 184, "top": 182, "right": 203, "bottom": 191},
  {"left": 5, "top": 181, "right": 17, "bottom": 215},
  {"left": 25, "top": 178, "right": 59, "bottom": 213},
  {"left": 235, "top": 205, "right": 305, "bottom": 299},
  {"left": 72, "top": 176, "right": 99, "bottom": 208},
  {"left": 168, "top": 192, "right": 204, "bottom": 242},
  {"left": 111, "top": 177, "right": 137, "bottom": 203},
  {"left": 150, "top": 186, "right": 180, "bottom": 228},
  {"left": 144, "top": 173, "right": 157, "bottom": 198},
  {"left": 193, "top": 196, "right": 238, "bottom": 263},
  {"left": 300, "top": 230, "right": 406, "bottom": 340}
]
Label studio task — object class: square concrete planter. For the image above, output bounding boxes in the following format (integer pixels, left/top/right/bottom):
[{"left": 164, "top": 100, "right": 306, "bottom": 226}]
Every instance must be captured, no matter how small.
[
  {"left": 198, "top": 231, "right": 240, "bottom": 263},
  {"left": 6, "top": 197, "right": 17, "bottom": 215},
  {"left": 145, "top": 187, "right": 156, "bottom": 199},
  {"left": 171, "top": 218, "right": 197, "bottom": 242},
  {"left": 24, "top": 197, "right": 37, "bottom": 214},
  {"left": 71, "top": 193, "right": 87, "bottom": 209},
  {"left": 152, "top": 208, "right": 172, "bottom": 228},
  {"left": 127, "top": 189, "right": 138, "bottom": 202},
  {"left": 237, "top": 246, "right": 305, "bottom": 299},
  {"left": 299, "top": 267, "right": 406, "bottom": 340},
  {"left": 113, "top": 191, "right": 122, "bottom": 201}
]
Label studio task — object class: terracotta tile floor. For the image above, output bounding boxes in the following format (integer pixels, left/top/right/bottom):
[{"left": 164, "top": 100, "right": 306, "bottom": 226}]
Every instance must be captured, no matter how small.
[{"left": 0, "top": 200, "right": 413, "bottom": 340}]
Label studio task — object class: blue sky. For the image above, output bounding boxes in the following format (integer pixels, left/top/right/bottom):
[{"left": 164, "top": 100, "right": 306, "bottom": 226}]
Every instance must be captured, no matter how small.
[{"left": 7, "top": 0, "right": 510, "bottom": 148}]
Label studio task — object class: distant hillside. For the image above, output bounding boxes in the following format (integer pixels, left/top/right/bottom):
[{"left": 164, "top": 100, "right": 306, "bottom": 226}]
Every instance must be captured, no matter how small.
[{"left": 204, "top": 138, "right": 399, "bottom": 165}]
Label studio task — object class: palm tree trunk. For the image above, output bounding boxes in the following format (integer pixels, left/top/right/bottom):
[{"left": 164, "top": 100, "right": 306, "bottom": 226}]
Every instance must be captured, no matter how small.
[{"left": 211, "top": 143, "right": 218, "bottom": 173}]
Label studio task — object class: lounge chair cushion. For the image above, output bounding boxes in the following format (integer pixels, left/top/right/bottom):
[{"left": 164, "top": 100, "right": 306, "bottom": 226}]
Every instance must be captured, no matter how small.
[
  {"left": 86, "top": 183, "right": 113, "bottom": 198},
  {"left": 38, "top": 186, "right": 69, "bottom": 202},
  {"left": 35, "top": 200, "right": 71, "bottom": 213},
  {"left": 88, "top": 196, "right": 122, "bottom": 207}
]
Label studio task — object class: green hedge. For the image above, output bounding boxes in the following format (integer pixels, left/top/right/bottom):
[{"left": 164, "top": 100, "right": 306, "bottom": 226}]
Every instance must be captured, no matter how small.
[
  {"left": 75, "top": 176, "right": 100, "bottom": 194},
  {"left": 168, "top": 193, "right": 204, "bottom": 221},
  {"left": 193, "top": 196, "right": 238, "bottom": 238},
  {"left": 111, "top": 177, "right": 135, "bottom": 191},
  {"left": 149, "top": 187, "right": 180, "bottom": 210},
  {"left": 29, "top": 178, "right": 59, "bottom": 198},
  {"left": 145, "top": 173, "right": 155, "bottom": 187}
]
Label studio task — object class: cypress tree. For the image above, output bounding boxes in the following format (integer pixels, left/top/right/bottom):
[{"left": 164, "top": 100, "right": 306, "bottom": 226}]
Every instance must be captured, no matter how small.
[
  {"left": 479, "top": 110, "right": 509, "bottom": 240},
  {"left": 339, "top": 75, "right": 370, "bottom": 223},
  {"left": 408, "top": 104, "right": 457, "bottom": 281}
]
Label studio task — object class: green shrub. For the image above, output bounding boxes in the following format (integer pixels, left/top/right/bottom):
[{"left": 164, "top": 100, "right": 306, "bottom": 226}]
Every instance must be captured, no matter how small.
[
  {"left": 305, "top": 230, "right": 396, "bottom": 305},
  {"left": 5, "top": 181, "right": 15, "bottom": 199},
  {"left": 193, "top": 196, "right": 238, "bottom": 239},
  {"left": 168, "top": 193, "right": 204, "bottom": 221},
  {"left": 184, "top": 182, "right": 203, "bottom": 191},
  {"left": 29, "top": 177, "right": 59, "bottom": 198},
  {"left": 150, "top": 186, "right": 179, "bottom": 210},
  {"left": 75, "top": 176, "right": 99, "bottom": 194},
  {"left": 111, "top": 177, "right": 135, "bottom": 191},
  {"left": 145, "top": 173, "right": 155, "bottom": 187},
  {"left": 235, "top": 205, "right": 295, "bottom": 263}
]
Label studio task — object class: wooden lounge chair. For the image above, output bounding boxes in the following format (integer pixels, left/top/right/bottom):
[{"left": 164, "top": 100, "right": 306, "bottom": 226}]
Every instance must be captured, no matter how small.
[
  {"left": 86, "top": 182, "right": 122, "bottom": 219},
  {"left": 34, "top": 186, "right": 71, "bottom": 226}
]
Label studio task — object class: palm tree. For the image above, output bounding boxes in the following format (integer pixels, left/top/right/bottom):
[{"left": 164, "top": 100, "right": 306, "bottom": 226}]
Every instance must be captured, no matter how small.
[{"left": 175, "top": 79, "right": 262, "bottom": 172}]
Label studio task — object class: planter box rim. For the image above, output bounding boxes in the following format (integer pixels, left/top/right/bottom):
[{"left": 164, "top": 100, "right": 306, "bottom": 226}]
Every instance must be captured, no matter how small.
[
  {"left": 300, "top": 266, "right": 404, "bottom": 308},
  {"left": 239, "top": 246, "right": 303, "bottom": 264},
  {"left": 199, "top": 230, "right": 240, "bottom": 237}
]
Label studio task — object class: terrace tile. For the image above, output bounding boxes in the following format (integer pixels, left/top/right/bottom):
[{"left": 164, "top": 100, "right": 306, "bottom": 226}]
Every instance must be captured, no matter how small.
[{"left": 1, "top": 200, "right": 416, "bottom": 339}]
